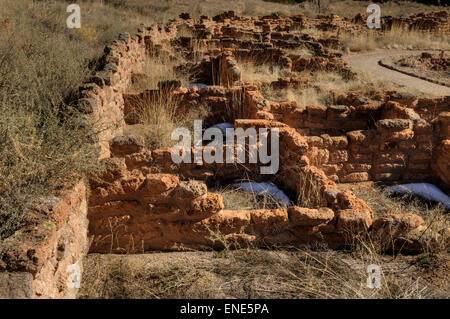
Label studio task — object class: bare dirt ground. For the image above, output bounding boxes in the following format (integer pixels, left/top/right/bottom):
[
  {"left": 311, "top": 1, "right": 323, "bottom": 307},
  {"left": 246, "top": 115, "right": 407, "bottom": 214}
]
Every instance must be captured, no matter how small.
[{"left": 344, "top": 50, "right": 450, "bottom": 96}]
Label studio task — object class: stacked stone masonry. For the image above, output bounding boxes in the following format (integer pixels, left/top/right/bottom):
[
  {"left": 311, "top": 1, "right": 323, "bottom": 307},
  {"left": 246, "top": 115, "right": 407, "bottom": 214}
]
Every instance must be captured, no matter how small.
[{"left": 1, "top": 10, "right": 448, "bottom": 298}]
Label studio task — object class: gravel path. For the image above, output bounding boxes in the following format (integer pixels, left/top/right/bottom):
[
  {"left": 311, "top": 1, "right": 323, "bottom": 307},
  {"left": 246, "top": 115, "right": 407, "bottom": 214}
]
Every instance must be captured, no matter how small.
[{"left": 344, "top": 50, "right": 450, "bottom": 97}]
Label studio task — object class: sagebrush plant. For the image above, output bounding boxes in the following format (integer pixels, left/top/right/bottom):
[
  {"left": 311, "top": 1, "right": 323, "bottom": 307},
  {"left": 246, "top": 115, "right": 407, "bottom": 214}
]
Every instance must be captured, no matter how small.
[
  {"left": 0, "top": 0, "right": 132, "bottom": 239},
  {"left": 127, "top": 91, "right": 205, "bottom": 149}
]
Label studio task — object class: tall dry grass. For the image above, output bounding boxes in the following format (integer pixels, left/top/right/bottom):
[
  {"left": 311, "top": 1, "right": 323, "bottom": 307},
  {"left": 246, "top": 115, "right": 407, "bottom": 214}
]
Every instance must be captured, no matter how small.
[
  {"left": 80, "top": 245, "right": 448, "bottom": 299},
  {"left": 0, "top": 0, "right": 106, "bottom": 239},
  {"left": 213, "top": 185, "right": 285, "bottom": 210},
  {"left": 126, "top": 53, "right": 207, "bottom": 149},
  {"left": 0, "top": 0, "right": 173, "bottom": 239},
  {"left": 338, "top": 27, "right": 450, "bottom": 52}
]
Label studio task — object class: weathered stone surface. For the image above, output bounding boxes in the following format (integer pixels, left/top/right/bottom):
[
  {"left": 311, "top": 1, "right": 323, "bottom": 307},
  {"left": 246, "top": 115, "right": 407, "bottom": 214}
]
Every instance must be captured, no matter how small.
[
  {"left": 0, "top": 272, "right": 35, "bottom": 299},
  {"left": 144, "top": 174, "right": 179, "bottom": 194},
  {"left": 0, "top": 181, "right": 88, "bottom": 298},
  {"left": 288, "top": 207, "right": 334, "bottom": 226},
  {"left": 110, "top": 135, "right": 145, "bottom": 157},
  {"left": 371, "top": 214, "right": 431, "bottom": 253},
  {"left": 336, "top": 209, "right": 372, "bottom": 232}
]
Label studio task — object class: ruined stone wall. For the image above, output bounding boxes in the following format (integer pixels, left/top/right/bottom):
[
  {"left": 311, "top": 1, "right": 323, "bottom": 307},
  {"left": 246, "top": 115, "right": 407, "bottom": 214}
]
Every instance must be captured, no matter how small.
[
  {"left": 0, "top": 24, "right": 179, "bottom": 299},
  {"left": 87, "top": 127, "right": 429, "bottom": 254},
  {"left": 0, "top": 181, "right": 88, "bottom": 298},
  {"left": 85, "top": 11, "right": 448, "bottom": 257},
  {"left": 243, "top": 86, "right": 449, "bottom": 188},
  {"left": 77, "top": 24, "right": 181, "bottom": 159},
  {"left": 3, "top": 10, "right": 448, "bottom": 298}
]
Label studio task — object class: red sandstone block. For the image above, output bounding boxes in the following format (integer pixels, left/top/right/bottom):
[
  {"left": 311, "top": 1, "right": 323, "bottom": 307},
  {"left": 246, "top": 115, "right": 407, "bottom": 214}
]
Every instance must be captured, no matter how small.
[
  {"left": 322, "top": 163, "right": 342, "bottom": 175},
  {"left": 250, "top": 209, "right": 289, "bottom": 233},
  {"left": 373, "top": 172, "right": 400, "bottom": 181},
  {"left": 144, "top": 174, "right": 179, "bottom": 194},
  {"left": 346, "top": 130, "right": 369, "bottom": 143},
  {"left": 305, "top": 136, "right": 324, "bottom": 148},
  {"left": 336, "top": 209, "right": 372, "bottom": 232},
  {"left": 188, "top": 193, "right": 224, "bottom": 219},
  {"left": 340, "top": 172, "right": 370, "bottom": 183},
  {"left": 328, "top": 149, "right": 348, "bottom": 163},
  {"left": 331, "top": 136, "right": 348, "bottom": 149},
  {"left": 382, "top": 129, "right": 414, "bottom": 141},
  {"left": 288, "top": 207, "right": 334, "bottom": 226}
]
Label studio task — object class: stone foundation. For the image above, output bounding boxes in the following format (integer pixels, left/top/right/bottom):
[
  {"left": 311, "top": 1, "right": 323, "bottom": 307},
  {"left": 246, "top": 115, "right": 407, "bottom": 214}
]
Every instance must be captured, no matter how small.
[{"left": 1, "top": 10, "right": 448, "bottom": 298}]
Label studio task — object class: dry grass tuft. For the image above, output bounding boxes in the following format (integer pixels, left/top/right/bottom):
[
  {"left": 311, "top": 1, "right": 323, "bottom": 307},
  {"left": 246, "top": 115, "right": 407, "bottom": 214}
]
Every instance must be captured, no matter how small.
[
  {"left": 213, "top": 185, "right": 284, "bottom": 210},
  {"left": 126, "top": 53, "right": 207, "bottom": 149},
  {"left": 239, "top": 62, "right": 287, "bottom": 83}
]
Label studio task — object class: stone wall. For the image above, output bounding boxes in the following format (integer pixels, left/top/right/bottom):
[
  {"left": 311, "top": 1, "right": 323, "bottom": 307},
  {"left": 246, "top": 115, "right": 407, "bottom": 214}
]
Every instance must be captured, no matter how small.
[
  {"left": 0, "top": 24, "right": 167, "bottom": 299},
  {"left": 2, "top": 10, "right": 448, "bottom": 298},
  {"left": 87, "top": 127, "right": 429, "bottom": 254},
  {"left": 77, "top": 25, "right": 180, "bottom": 159},
  {"left": 0, "top": 181, "right": 88, "bottom": 298},
  {"left": 244, "top": 87, "right": 450, "bottom": 188}
]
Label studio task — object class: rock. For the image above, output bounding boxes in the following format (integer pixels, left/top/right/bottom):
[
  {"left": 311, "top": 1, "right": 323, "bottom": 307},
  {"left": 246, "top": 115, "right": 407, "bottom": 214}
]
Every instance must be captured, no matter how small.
[
  {"left": 110, "top": 135, "right": 145, "bottom": 157},
  {"left": 144, "top": 174, "right": 179, "bottom": 194},
  {"left": 336, "top": 209, "right": 372, "bottom": 232},
  {"left": 371, "top": 213, "right": 432, "bottom": 253},
  {"left": 187, "top": 193, "right": 224, "bottom": 219},
  {"left": 372, "top": 213, "right": 425, "bottom": 236},
  {"left": 376, "top": 119, "right": 411, "bottom": 131},
  {"left": 324, "top": 189, "right": 339, "bottom": 204},
  {"left": 288, "top": 207, "right": 334, "bottom": 226},
  {"left": 335, "top": 191, "right": 373, "bottom": 231},
  {"left": 173, "top": 181, "right": 208, "bottom": 199}
]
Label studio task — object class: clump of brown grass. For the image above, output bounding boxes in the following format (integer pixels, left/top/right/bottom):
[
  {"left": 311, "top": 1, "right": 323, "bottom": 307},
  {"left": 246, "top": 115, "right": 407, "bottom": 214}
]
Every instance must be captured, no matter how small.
[
  {"left": 213, "top": 185, "right": 284, "bottom": 210},
  {"left": 239, "top": 62, "right": 287, "bottom": 83},
  {"left": 124, "top": 91, "right": 208, "bottom": 149},
  {"left": 262, "top": 85, "right": 332, "bottom": 107},
  {"left": 294, "top": 169, "right": 325, "bottom": 208}
]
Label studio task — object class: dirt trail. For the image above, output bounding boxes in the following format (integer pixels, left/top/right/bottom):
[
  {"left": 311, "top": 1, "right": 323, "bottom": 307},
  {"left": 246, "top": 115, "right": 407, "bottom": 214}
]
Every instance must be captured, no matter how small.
[{"left": 344, "top": 50, "right": 450, "bottom": 97}]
